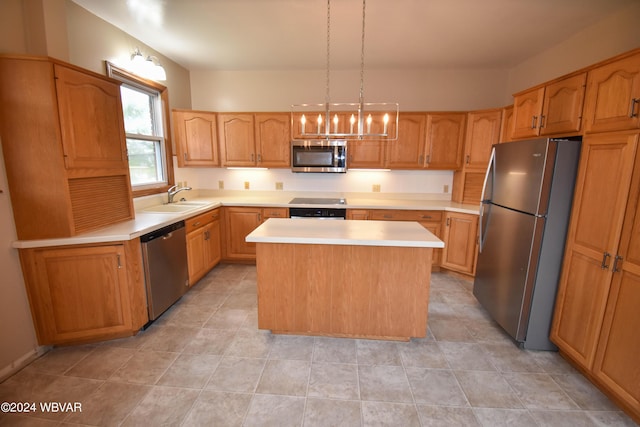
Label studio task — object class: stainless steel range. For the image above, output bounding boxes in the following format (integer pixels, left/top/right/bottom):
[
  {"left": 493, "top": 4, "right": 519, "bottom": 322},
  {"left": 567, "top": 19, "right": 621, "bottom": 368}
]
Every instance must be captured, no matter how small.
[{"left": 289, "top": 197, "right": 347, "bottom": 219}]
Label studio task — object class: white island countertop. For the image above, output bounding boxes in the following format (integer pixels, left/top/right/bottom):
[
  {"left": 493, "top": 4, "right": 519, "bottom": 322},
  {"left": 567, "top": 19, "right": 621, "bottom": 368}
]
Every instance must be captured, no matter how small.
[{"left": 246, "top": 218, "right": 445, "bottom": 248}]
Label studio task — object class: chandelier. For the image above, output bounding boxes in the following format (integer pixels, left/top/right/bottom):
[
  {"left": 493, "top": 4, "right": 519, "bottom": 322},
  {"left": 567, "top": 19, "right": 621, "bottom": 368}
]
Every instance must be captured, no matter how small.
[{"left": 291, "top": 0, "right": 399, "bottom": 140}]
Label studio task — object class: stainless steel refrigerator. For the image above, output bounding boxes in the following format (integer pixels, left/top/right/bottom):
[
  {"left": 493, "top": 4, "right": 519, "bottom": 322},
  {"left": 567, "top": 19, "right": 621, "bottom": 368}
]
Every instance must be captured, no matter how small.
[{"left": 473, "top": 137, "right": 581, "bottom": 350}]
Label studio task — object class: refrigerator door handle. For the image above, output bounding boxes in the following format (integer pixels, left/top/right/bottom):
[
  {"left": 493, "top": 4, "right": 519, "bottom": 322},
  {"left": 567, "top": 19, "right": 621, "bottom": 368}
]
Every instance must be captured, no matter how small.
[{"left": 479, "top": 148, "right": 496, "bottom": 253}]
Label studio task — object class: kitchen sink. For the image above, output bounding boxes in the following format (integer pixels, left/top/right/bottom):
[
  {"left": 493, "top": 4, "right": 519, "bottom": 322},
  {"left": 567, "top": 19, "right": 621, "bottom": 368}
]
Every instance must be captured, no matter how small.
[{"left": 141, "top": 201, "right": 212, "bottom": 213}]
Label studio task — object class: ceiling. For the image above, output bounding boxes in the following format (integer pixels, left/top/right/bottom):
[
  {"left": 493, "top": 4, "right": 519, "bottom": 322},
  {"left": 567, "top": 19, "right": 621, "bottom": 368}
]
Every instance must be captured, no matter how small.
[{"left": 71, "top": 0, "right": 635, "bottom": 71}]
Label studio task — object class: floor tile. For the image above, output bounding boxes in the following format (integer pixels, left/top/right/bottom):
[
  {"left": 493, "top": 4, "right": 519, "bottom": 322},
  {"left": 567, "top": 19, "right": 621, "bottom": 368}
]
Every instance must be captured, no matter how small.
[
  {"left": 120, "top": 385, "right": 199, "bottom": 426},
  {"left": 454, "top": 370, "right": 524, "bottom": 409},
  {"left": 361, "top": 401, "right": 421, "bottom": 426},
  {"left": 225, "top": 330, "right": 273, "bottom": 358},
  {"left": 503, "top": 372, "right": 580, "bottom": 410},
  {"left": 182, "top": 390, "right": 252, "bottom": 426},
  {"left": 399, "top": 338, "right": 450, "bottom": 369},
  {"left": 255, "top": 359, "right": 310, "bottom": 396},
  {"left": 243, "top": 394, "right": 305, "bottom": 427},
  {"left": 64, "top": 346, "right": 135, "bottom": 380},
  {"left": 203, "top": 307, "right": 248, "bottom": 330},
  {"left": 356, "top": 339, "right": 402, "bottom": 366},
  {"left": 313, "top": 337, "right": 357, "bottom": 364},
  {"left": 24, "top": 345, "right": 95, "bottom": 375},
  {"left": 406, "top": 367, "right": 469, "bottom": 406},
  {"left": 109, "top": 350, "right": 178, "bottom": 385},
  {"left": 428, "top": 318, "right": 476, "bottom": 342},
  {"left": 481, "top": 341, "right": 544, "bottom": 372},
  {"left": 358, "top": 365, "right": 413, "bottom": 403},
  {"left": 156, "top": 353, "right": 221, "bottom": 388},
  {"left": 472, "top": 407, "right": 537, "bottom": 427},
  {"left": 139, "top": 325, "right": 200, "bottom": 352},
  {"left": 268, "top": 335, "right": 315, "bottom": 361},
  {"left": 417, "top": 405, "right": 481, "bottom": 426},
  {"left": 528, "top": 409, "right": 600, "bottom": 426},
  {"left": 206, "top": 356, "right": 266, "bottom": 393},
  {"left": 551, "top": 373, "right": 620, "bottom": 410},
  {"left": 303, "top": 398, "right": 362, "bottom": 427},
  {"left": 182, "top": 328, "right": 236, "bottom": 355},
  {"left": 437, "top": 341, "right": 495, "bottom": 371},
  {"left": 308, "top": 362, "right": 359, "bottom": 400},
  {"left": 63, "top": 381, "right": 151, "bottom": 426}
]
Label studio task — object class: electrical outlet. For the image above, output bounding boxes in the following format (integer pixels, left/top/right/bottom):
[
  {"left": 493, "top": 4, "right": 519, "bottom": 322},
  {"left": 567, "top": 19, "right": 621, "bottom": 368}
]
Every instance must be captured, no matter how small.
[
  {"left": 218, "top": 180, "right": 224, "bottom": 190},
  {"left": 443, "top": 184, "right": 449, "bottom": 193},
  {"left": 244, "top": 181, "right": 250, "bottom": 190},
  {"left": 275, "top": 182, "right": 284, "bottom": 190},
  {"left": 372, "top": 184, "right": 381, "bottom": 192}
]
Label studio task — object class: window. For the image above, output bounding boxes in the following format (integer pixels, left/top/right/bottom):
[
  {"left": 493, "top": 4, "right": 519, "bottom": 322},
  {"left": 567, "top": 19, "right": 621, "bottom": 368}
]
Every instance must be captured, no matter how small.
[{"left": 106, "top": 62, "right": 174, "bottom": 197}]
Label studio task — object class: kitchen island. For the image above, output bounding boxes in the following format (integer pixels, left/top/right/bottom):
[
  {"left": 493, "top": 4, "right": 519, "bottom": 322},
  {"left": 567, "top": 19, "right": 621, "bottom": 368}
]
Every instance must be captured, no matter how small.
[{"left": 246, "top": 218, "right": 444, "bottom": 341}]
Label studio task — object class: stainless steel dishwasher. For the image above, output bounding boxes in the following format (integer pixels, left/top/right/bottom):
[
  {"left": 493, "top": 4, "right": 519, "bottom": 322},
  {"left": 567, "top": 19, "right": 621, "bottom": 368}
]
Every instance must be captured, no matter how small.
[{"left": 140, "top": 221, "right": 189, "bottom": 321}]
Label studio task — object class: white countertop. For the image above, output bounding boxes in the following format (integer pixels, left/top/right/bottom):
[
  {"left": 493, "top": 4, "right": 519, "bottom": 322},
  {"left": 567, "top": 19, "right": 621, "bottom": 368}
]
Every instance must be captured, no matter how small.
[
  {"left": 12, "top": 194, "right": 478, "bottom": 249},
  {"left": 246, "top": 218, "right": 445, "bottom": 248}
]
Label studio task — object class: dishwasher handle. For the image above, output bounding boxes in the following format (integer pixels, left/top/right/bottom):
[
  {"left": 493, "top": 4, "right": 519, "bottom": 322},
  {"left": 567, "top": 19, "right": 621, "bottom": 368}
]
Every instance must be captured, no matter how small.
[{"left": 140, "top": 220, "right": 185, "bottom": 243}]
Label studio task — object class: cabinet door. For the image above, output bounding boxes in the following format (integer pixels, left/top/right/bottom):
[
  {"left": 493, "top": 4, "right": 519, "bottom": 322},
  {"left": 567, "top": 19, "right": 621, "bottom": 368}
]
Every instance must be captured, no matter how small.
[
  {"left": 218, "top": 114, "right": 256, "bottom": 166},
  {"left": 425, "top": 113, "right": 466, "bottom": 169},
  {"left": 540, "top": 73, "right": 586, "bottom": 135},
  {"left": 593, "top": 154, "right": 640, "bottom": 418},
  {"left": 463, "top": 109, "right": 502, "bottom": 170},
  {"left": 255, "top": 113, "right": 290, "bottom": 167},
  {"left": 499, "top": 105, "right": 514, "bottom": 143},
  {"left": 224, "top": 207, "right": 262, "bottom": 259},
  {"left": 173, "top": 110, "right": 219, "bottom": 167},
  {"left": 385, "top": 113, "right": 426, "bottom": 169},
  {"left": 205, "top": 220, "right": 222, "bottom": 269},
  {"left": 584, "top": 52, "right": 640, "bottom": 133},
  {"left": 21, "top": 245, "right": 132, "bottom": 345},
  {"left": 420, "top": 221, "right": 442, "bottom": 267},
  {"left": 551, "top": 131, "right": 638, "bottom": 369},
  {"left": 441, "top": 212, "right": 478, "bottom": 274},
  {"left": 349, "top": 140, "right": 386, "bottom": 169},
  {"left": 512, "top": 87, "right": 545, "bottom": 139},
  {"left": 54, "top": 65, "right": 128, "bottom": 171},
  {"left": 347, "top": 209, "right": 370, "bottom": 220},
  {"left": 186, "top": 227, "right": 207, "bottom": 285}
]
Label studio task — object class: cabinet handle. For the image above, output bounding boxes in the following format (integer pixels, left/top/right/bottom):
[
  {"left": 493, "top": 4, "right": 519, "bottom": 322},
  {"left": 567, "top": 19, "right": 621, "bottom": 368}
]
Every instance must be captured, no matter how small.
[
  {"left": 116, "top": 254, "right": 122, "bottom": 269},
  {"left": 539, "top": 115, "right": 545, "bottom": 129},
  {"left": 204, "top": 230, "right": 209, "bottom": 240},
  {"left": 600, "top": 252, "right": 611, "bottom": 270},
  {"left": 465, "top": 155, "right": 470, "bottom": 164},
  {"left": 421, "top": 215, "right": 432, "bottom": 219},
  {"left": 383, "top": 214, "right": 392, "bottom": 219},
  {"left": 251, "top": 153, "right": 255, "bottom": 162},
  {"left": 257, "top": 153, "right": 262, "bottom": 163},
  {"left": 629, "top": 98, "right": 639, "bottom": 118},
  {"left": 193, "top": 221, "right": 201, "bottom": 227},
  {"left": 612, "top": 255, "right": 623, "bottom": 273},
  {"left": 425, "top": 155, "right": 430, "bottom": 165},
  {"left": 531, "top": 116, "right": 538, "bottom": 129},
  {"left": 446, "top": 217, "right": 451, "bottom": 226},
  {"left": 183, "top": 153, "right": 187, "bottom": 161},
  {"left": 258, "top": 213, "right": 262, "bottom": 222}
]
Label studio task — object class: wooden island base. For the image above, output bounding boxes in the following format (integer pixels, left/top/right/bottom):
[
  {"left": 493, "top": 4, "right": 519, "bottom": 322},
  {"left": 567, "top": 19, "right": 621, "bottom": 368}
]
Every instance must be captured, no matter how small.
[{"left": 255, "top": 243, "right": 433, "bottom": 340}]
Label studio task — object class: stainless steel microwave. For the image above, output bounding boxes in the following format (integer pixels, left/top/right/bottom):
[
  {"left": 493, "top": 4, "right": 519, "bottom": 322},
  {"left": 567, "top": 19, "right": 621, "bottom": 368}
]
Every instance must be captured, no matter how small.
[{"left": 291, "top": 140, "right": 347, "bottom": 173}]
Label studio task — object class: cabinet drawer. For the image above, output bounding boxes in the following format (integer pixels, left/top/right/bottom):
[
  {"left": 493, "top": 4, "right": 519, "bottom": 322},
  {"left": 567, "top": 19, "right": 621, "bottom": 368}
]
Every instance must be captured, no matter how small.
[
  {"left": 185, "top": 208, "right": 220, "bottom": 232},
  {"left": 369, "top": 210, "right": 442, "bottom": 222},
  {"left": 263, "top": 207, "right": 288, "bottom": 219}
]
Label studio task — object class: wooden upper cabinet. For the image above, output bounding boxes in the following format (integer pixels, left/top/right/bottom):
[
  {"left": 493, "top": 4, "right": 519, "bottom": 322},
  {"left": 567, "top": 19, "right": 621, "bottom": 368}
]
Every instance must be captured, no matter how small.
[
  {"left": 540, "top": 72, "right": 586, "bottom": 135},
  {"left": 254, "top": 113, "right": 290, "bottom": 167},
  {"left": 425, "top": 112, "right": 466, "bottom": 169},
  {"left": 54, "top": 65, "right": 128, "bottom": 171},
  {"left": 173, "top": 109, "right": 219, "bottom": 167},
  {"left": 512, "top": 74, "right": 586, "bottom": 139},
  {"left": 499, "top": 105, "right": 514, "bottom": 143},
  {"left": 385, "top": 113, "right": 426, "bottom": 169},
  {"left": 218, "top": 113, "right": 255, "bottom": 167},
  {"left": 217, "top": 113, "right": 290, "bottom": 167},
  {"left": 463, "top": 109, "right": 502, "bottom": 170},
  {"left": 583, "top": 52, "right": 640, "bottom": 133},
  {"left": 551, "top": 131, "right": 638, "bottom": 369},
  {"left": 512, "top": 87, "right": 545, "bottom": 139},
  {"left": 349, "top": 140, "right": 386, "bottom": 168}
]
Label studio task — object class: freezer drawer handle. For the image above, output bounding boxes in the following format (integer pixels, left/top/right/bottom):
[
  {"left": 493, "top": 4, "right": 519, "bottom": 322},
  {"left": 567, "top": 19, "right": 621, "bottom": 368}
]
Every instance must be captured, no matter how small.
[
  {"left": 600, "top": 252, "right": 611, "bottom": 270},
  {"left": 612, "top": 255, "right": 623, "bottom": 273}
]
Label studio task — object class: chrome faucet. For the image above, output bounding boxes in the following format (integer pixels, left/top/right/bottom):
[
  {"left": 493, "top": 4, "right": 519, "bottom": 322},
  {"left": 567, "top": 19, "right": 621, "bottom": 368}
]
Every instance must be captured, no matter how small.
[{"left": 167, "top": 184, "right": 192, "bottom": 203}]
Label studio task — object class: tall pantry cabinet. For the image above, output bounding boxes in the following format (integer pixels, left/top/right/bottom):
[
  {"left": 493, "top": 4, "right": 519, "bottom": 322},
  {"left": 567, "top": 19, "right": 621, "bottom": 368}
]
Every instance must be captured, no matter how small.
[{"left": 551, "top": 49, "right": 640, "bottom": 423}]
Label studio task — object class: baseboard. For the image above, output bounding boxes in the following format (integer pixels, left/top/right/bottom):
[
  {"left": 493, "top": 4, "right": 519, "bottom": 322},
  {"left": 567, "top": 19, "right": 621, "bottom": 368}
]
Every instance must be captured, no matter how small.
[{"left": 0, "top": 345, "right": 50, "bottom": 382}]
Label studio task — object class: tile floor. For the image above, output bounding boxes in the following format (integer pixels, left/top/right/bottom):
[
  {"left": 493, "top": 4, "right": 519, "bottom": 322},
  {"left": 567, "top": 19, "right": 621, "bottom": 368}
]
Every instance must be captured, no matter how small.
[{"left": 0, "top": 264, "right": 637, "bottom": 426}]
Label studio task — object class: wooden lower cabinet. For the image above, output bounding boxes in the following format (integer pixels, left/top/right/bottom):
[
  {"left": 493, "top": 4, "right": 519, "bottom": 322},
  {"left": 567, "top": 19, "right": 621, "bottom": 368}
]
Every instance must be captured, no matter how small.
[
  {"left": 551, "top": 130, "right": 640, "bottom": 423},
  {"left": 18, "top": 240, "right": 147, "bottom": 345},
  {"left": 351, "top": 209, "right": 443, "bottom": 268},
  {"left": 441, "top": 212, "right": 478, "bottom": 275},
  {"left": 222, "top": 206, "right": 288, "bottom": 261},
  {"left": 186, "top": 208, "right": 221, "bottom": 285}
]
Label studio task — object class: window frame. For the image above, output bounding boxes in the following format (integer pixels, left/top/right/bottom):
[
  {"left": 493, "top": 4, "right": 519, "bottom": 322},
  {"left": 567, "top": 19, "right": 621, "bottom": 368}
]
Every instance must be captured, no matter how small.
[{"left": 105, "top": 61, "right": 175, "bottom": 198}]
